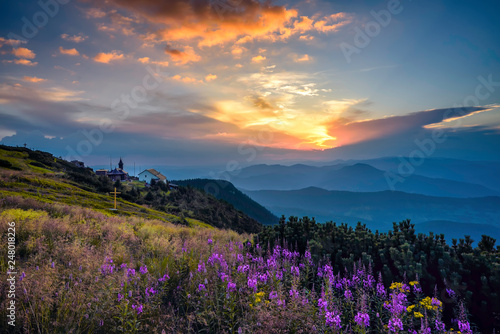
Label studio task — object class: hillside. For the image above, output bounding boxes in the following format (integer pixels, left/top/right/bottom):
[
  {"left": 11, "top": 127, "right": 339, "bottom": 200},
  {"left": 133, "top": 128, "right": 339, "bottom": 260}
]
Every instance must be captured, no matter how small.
[
  {"left": 172, "top": 178, "right": 279, "bottom": 225},
  {"left": 0, "top": 145, "right": 261, "bottom": 234}
]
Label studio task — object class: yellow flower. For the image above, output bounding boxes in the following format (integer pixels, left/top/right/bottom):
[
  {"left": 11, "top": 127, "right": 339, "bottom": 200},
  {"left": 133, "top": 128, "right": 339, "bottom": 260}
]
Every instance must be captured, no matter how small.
[
  {"left": 256, "top": 292, "right": 265, "bottom": 297},
  {"left": 409, "top": 281, "right": 419, "bottom": 286},
  {"left": 407, "top": 305, "right": 416, "bottom": 312},
  {"left": 255, "top": 297, "right": 262, "bottom": 304},
  {"left": 414, "top": 312, "right": 424, "bottom": 318}
]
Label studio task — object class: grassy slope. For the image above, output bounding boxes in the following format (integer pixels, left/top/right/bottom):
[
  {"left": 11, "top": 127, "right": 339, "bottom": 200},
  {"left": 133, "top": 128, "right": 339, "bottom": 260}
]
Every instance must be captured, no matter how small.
[{"left": 0, "top": 146, "right": 207, "bottom": 228}]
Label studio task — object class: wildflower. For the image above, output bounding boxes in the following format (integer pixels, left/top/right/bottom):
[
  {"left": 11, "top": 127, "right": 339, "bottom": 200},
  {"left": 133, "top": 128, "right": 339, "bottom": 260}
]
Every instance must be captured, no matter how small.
[
  {"left": 208, "top": 238, "right": 213, "bottom": 245},
  {"left": 127, "top": 268, "right": 136, "bottom": 277},
  {"left": 227, "top": 281, "right": 237, "bottom": 292},
  {"left": 247, "top": 278, "right": 258, "bottom": 292},
  {"left": 344, "top": 289, "right": 353, "bottom": 300},
  {"left": 198, "top": 283, "right": 206, "bottom": 291},
  {"left": 458, "top": 320, "right": 472, "bottom": 333},
  {"left": 128, "top": 290, "right": 132, "bottom": 297},
  {"left": 325, "top": 311, "right": 342, "bottom": 328},
  {"left": 354, "top": 312, "right": 370, "bottom": 328},
  {"left": 51, "top": 262, "right": 55, "bottom": 268},
  {"left": 376, "top": 282, "right": 386, "bottom": 297},
  {"left": 139, "top": 266, "right": 148, "bottom": 274},
  {"left": 409, "top": 281, "right": 419, "bottom": 286},
  {"left": 277, "top": 299, "right": 286, "bottom": 307},
  {"left": 291, "top": 266, "right": 300, "bottom": 276},
  {"left": 289, "top": 289, "right": 299, "bottom": 299},
  {"left": 19, "top": 272, "right": 26, "bottom": 282},
  {"left": 99, "top": 319, "right": 104, "bottom": 327},
  {"left": 36, "top": 266, "right": 39, "bottom": 271},
  {"left": 237, "top": 254, "right": 244, "bottom": 262},
  {"left": 275, "top": 270, "right": 283, "bottom": 280},
  {"left": 269, "top": 291, "right": 278, "bottom": 300},
  {"left": 414, "top": 312, "right": 424, "bottom": 318},
  {"left": 118, "top": 293, "right": 123, "bottom": 302},
  {"left": 198, "top": 261, "right": 206, "bottom": 273},
  {"left": 388, "top": 318, "right": 403, "bottom": 332},
  {"left": 446, "top": 288, "right": 456, "bottom": 298},
  {"left": 120, "top": 263, "right": 128, "bottom": 270},
  {"left": 435, "top": 319, "right": 445, "bottom": 331},
  {"left": 131, "top": 304, "right": 143, "bottom": 314},
  {"left": 158, "top": 274, "right": 169, "bottom": 282}
]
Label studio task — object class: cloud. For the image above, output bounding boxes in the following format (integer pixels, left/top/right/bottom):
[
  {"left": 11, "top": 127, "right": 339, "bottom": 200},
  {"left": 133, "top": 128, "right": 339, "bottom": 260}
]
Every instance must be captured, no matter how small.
[
  {"left": 59, "top": 46, "right": 80, "bottom": 56},
  {"left": 165, "top": 46, "right": 201, "bottom": 64},
  {"left": 294, "top": 54, "right": 311, "bottom": 62},
  {"left": 326, "top": 106, "right": 491, "bottom": 147},
  {"left": 171, "top": 75, "right": 202, "bottom": 84},
  {"left": 205, "top": 74, "right": 217, "bottom": 82},
  {"left": 93, "top": 50, "right": 124, "bottom": 63},
  {"left": 0, "top": 37, "right": 26, "bottom": 48},
  {"left": 88, "top": 0, "right": 350, "bottom": 49},
  {"left": 137, "top": 56, "right": 169, "bottom": 67},
  {"left": 61, "top": 34, "right": 88, "bottom": 43},
  {"left": 251, "top": 55, "right": 266, "bottom": 63},
  {"left": 3, "top": 59, "right": 38, "bottom": 66},
  {"left": 23, "top": 76, "right": 47, "bottom": 83},
  {"left": 12, "top": 47, "right": 36, "bottom": 59}
]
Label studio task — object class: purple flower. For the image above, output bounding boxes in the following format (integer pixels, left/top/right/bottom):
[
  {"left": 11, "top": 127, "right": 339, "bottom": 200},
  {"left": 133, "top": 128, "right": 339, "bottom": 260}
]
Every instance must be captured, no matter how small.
[
  {"left": 247, "top": 278, "right": 258, "bottom": 292},
  {"left": 277, "top": 299, "right": 286, "bottom": 307},
  {"left": 344, "top": 289, "right": 353, "bottom": 300},
  {"left": 435, "top": 320, "right": 445, "bottom": 331},
  {"left": 458, "top": 320, "right": 472, "bottom": 333},
  {"left": 388, "top": 318, "right": 403, "bottom": 333},
  {"left": 289, "top": 289, "right": 299, "bottom": 299},
  {"left": 139, "top": 266, "right": 148, "bottom": 274},
  {"left": 354, "top": 312, "right": 370, "bottom": 328},
  {"left": 269, "top": 291, "right": 278, "bottom": 300},
  {"left": 128, "top": 290, "right": 132, "bottom": 297},
  {"left": 208, "top": 238, "right": 213, "bottom": 245},
  {"left": 291, "top": 266, "right": 300, "bottom": 276},
  {"left": 325, "top": 311, "right": 342, "bottom": 328},
  {"left": 131, "top": 304, "right": 143, "bottom": 314},
  {"left": 120, "top": 263, "right": 128, "bottom": 270},
  {"left": 158, "top": 274, "right": 169, "bottom": 282},
  {"left": 51, "top": 262, "right": 55, "bottom": 269},
  {"left": 127, "top": 268, "right": 136, "bottom": 277},
  {"left": 446, "top": 288, "right": 456, "bottom": 298},
  {"left": 275, "top": 270, "right": 283, "bottom": 280},
  {"left": 19, "top": 272, "right": 26, "bottom": 282},
  {"left": 227, "top": 282, "right": 237, "bottom": 292},
  {"left": 118, "top": 293, "right": 123, "bottom": 302},
  {"left": 198, "top": 283, "right": 206, "bottom": 291},
  {"left": 198, "top": 261, "right": 206, "bottom": 273}
]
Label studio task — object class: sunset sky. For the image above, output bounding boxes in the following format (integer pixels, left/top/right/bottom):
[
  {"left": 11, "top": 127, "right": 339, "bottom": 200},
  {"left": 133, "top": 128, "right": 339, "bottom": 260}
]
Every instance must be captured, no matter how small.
[{"left": 0, "top": 0, "right": 499, "bottom": 170}]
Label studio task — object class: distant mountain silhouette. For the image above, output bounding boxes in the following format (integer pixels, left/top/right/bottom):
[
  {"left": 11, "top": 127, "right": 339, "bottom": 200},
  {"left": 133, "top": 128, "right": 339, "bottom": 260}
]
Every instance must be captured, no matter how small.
[
  {"left": 243, "top": 187, "right": 500, "bottom": 232},
  {"left": 232, "top": 162, "right": 500, "bottom": 198}
]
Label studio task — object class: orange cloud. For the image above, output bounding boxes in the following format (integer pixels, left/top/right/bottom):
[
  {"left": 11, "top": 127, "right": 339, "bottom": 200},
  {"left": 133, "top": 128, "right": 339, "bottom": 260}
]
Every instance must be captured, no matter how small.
[
  {"left": 3, "top": 59, "right": 38, "bottom": 66},
  {"left": 61, "top": 34, "right": 88, "bottom": 43},
  {"left": 295, "top": 54, "right": 311, "bottom": 62},
  {"left": 93, "top": 51, "right": 124, "bottom": 63},
  {"left": 59, "top": 46, "right": 80, "bottom": 56},
  {"left": 171, "top": 74, "right": 202, "bottom": 84},
  {"left": 12, "top": 47, "right": 36, "bottom": 59},
  {"left": 313, "top": 13, "right": 351, "bottom": 33},
  {"left": 137, "top": 56, "right": 169, "bottom": 67},
  {"left": 23, "top": 76, "right": 47, "bottom": 83},
  {"left": 165, "top": 46, "right": 201, "bottom": 64},
  {"left": 251, "top": 55, "right": 266, "bottom": 63},
  {"left": 0, "top": 37, "right": 25, "bottom": 48},
  {"left": 205, "top": 74, "right": 217, "bottom": 82}
]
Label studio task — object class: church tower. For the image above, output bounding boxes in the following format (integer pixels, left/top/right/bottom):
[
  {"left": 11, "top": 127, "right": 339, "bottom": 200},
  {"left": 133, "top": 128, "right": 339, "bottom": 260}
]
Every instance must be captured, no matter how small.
[{"left": 118, "top": 157, "right": 124, "bottom": 170}]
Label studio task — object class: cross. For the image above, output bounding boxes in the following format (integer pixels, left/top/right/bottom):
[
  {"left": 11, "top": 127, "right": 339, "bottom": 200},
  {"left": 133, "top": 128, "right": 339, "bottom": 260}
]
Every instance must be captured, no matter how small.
[{"left": 109, "top": 187, "right": 121, "bottom": 210}]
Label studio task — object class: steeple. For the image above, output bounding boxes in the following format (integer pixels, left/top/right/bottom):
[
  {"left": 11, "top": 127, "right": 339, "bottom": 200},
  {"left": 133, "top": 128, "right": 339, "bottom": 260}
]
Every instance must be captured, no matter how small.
[{"left": 118, "top": 157, "right": 124, "bottom": 170}]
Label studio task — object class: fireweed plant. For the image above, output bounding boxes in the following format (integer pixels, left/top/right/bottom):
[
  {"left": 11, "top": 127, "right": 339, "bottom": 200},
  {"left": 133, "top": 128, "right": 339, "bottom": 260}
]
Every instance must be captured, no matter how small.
[{"left": 0, "top": 204, "right": 472, "bottom": 333}]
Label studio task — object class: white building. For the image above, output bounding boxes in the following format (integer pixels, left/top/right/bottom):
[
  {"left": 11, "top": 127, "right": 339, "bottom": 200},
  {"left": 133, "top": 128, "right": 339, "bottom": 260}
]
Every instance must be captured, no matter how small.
[{"left": 138, "top": 169, "right": 167, "bottom": 184}]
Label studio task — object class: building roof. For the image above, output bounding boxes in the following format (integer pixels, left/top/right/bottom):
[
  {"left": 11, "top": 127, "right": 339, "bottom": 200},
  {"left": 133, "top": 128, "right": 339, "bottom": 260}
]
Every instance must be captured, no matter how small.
[
  {"left": 108, "top": 168, "right": 128, "bottom": 175},
  {"left": 138, "top": 168, "right": 167, "bottom": 181}
]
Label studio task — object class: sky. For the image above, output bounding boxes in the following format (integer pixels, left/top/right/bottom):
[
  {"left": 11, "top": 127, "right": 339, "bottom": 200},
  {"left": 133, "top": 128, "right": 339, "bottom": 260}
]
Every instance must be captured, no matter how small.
[{"left": 0, "top": 0, "right": 499, "bottom": 173}]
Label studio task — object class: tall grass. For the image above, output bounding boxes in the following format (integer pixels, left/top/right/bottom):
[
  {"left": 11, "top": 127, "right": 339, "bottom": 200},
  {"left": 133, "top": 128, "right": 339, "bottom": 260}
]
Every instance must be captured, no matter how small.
[{"left": 0, "top": 198, "right": 470, "bottom": 333}]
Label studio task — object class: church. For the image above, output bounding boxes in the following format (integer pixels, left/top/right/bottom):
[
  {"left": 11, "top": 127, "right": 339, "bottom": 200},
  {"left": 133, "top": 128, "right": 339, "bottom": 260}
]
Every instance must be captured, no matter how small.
[{"left": 96, "top": 158, "right": 130, "bottom": 181}]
